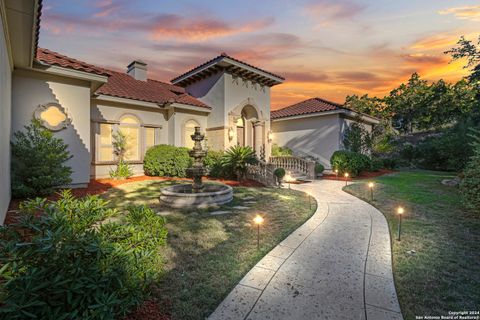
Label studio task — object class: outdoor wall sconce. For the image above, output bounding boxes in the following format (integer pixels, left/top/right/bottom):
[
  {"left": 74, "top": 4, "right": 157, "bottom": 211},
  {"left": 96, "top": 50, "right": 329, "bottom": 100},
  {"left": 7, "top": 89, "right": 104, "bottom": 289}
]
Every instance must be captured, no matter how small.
[
  {"left": 228, "top": 127, "right": 234, "bottom": 141},
  {"left": 267, "top": 130, "right": 273, "bottom": 142}
]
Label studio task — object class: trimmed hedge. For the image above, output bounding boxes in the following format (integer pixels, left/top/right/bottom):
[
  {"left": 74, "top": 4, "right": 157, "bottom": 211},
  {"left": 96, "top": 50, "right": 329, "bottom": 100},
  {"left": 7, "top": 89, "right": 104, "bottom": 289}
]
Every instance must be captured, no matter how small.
[
  {"left": 330, "top": 150, "right": 371, "bottom": 177},
  {"left": 143, "top": 145, "right": 192, "bottom": 177}
]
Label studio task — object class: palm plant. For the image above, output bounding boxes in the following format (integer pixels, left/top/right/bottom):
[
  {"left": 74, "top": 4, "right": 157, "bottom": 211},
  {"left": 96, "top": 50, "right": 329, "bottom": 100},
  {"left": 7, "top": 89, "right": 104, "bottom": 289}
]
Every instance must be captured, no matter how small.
[{"left": 221, "top": 146, "right": 258, "bottom": 181}]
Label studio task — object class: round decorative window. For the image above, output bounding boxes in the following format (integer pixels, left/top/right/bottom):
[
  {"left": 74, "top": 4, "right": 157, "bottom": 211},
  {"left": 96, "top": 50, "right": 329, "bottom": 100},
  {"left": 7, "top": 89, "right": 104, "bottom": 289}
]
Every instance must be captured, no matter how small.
[{"left": 34, "top": 103, "right": 70, "bottom": 131}]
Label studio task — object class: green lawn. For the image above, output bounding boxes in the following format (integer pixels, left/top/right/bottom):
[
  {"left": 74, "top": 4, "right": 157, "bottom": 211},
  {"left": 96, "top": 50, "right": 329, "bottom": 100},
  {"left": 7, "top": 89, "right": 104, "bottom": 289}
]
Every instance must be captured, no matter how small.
[
  {"left": 101, "top": 180, "right": 315, "bottom": 320},
  {"left": 344, "top": 170, "right": 480, "bottom": 320}
]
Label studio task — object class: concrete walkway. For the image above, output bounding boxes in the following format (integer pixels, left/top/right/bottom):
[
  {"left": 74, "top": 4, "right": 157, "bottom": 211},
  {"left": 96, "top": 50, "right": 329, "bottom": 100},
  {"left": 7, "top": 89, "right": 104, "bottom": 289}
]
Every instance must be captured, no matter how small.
[{"left": 209, "top": 180, "right": 403, "bottom": 320}]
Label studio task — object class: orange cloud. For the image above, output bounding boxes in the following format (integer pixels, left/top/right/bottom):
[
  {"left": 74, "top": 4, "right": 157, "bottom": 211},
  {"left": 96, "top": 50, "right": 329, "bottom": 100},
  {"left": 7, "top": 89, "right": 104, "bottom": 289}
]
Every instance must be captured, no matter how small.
[
  {"left": 439, "top": 5, "right": 480, "bottom": 21},
  {"left": 150, "top": 16, "right": 274, "bottom": 41},
  {"left": 304, "top": 0, "right": 366, "bottom": 26}
]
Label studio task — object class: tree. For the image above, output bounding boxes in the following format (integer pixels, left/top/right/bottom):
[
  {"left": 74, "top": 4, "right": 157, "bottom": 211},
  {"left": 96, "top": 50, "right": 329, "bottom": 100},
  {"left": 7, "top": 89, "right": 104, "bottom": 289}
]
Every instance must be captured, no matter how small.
[
  {"left": 343, "top": 122, "right": 372, "bottom": 154},
  {"left": 11, "top": 120, "right": 72, "bottom": 198},
  {"left": 445, "top": 36, "right": 480, "bottom": 82}
]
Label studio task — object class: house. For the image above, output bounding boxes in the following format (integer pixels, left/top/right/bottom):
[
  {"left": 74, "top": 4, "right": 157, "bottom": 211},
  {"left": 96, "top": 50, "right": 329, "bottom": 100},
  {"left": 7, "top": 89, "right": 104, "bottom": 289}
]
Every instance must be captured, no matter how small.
[
  {"left": 271, "top": 97, "right": 379, "bottom": 168},
  {"left": 0, "top": 0, "right": 377, "bottom": 223}
]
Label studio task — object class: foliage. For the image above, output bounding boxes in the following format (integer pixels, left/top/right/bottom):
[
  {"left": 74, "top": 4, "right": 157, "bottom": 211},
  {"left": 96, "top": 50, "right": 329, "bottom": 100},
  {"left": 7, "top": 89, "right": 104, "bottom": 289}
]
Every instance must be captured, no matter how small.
[
  {"left": 221, "top": 146, "right": 258, "bottom": 181},
  {"left": 274, "top": 167, "right": 286, "bottom": 179},
  {"left": 460, "top": 129, "right": 480, "bottom": 213},
  {"left": 382, "top": 157, "right": 398, "bottom": 169},
  {"left": 330, "top": 150, "right": 370, "bottom": 176},
  {"left": 446, "top": 35, "right": 480, "bottom": 82},
  {"left": 344, "top": 94, "right": 389, "bottom": 119},
  {"left": 314, "top": 163, "right": 325, "bottom": 174},
  {"left": 11, "top": 120, "right": 72, "bottom": 198},
  {"left": 369, "top": 157, "right": 384, "bottom": 172},
  {"left": 0, "top": 191, "right": 167, "bottom": 319},
  {"left": 204, "top": 150, "right": 224, "bottom": 178},
  {"left": 343, "top": 122, "right": 372, "bottom": 154},
  {"left": 109, "top": 160, "right": 133, "bottom": 180},
  {"left": 271, "top": 144, "right": 293, "bottom": 156},
  {"left": 143, "top": 144, "right": 192, "bottom": 177}
]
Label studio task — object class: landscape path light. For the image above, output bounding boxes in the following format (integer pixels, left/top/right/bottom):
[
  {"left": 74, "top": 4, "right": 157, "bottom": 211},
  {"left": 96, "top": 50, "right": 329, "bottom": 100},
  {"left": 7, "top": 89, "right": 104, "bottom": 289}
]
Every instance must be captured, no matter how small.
[
  {"left": 285, "top": 172, "right": 293, "bottom": 189},
  {"left": 344, "top": 172, "right": 349, "bottom": 186},
  {"left": 253, "top": 214, "right": 264, "bottom": 250},
  {"left": 397, "top": 207, "right": 404, "bottom": 241},
  {"left": 335, "top": 169, "right": 339, "bottom": 180},
  {"left": 368, "top": 182, "right": 375, "bottom": 201}
]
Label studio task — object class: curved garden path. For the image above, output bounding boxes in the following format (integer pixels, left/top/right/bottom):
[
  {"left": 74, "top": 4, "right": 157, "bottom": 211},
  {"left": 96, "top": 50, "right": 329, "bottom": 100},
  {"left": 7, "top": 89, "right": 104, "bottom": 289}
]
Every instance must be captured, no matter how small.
[{"left": 209, "top": 179, "right": 403, "bottom": 320}]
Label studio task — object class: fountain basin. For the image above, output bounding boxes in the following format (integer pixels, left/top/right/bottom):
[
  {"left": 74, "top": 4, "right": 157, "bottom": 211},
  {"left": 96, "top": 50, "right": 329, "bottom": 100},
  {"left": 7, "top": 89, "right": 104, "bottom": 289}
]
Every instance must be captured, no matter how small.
[{"left": 160, "top": 183, "right": 233, "bottom": 208}]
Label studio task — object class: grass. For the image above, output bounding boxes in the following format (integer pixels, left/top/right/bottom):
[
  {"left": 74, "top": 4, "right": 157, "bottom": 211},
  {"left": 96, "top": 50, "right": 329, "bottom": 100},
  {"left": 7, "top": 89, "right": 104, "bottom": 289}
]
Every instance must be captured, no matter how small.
[
  {"left": 344, "top": 170, "right": 480, "bottom": 320},
  {"left": 101, "top": 179, "right": 315, "bottom": 319}
]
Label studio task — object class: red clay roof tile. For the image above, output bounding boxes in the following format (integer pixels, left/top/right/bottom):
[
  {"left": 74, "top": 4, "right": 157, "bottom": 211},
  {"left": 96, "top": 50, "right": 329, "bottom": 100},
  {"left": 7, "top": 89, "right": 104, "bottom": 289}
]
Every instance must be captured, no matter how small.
[
  {"left": 35, "top": 48, "right": 209, "bottom": 109},
  {"left": 271, "top": 97, "right": 343, "bottom": 119}
]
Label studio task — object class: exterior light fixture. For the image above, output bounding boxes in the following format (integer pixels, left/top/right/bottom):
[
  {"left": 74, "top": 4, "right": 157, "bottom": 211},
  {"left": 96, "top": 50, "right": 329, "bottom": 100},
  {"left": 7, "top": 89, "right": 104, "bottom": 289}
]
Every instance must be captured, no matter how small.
[
  {"left": 228, "top": 127, "right": 234, "bottom": 141},
  {"left": 285, "top": 173, "right": 293, "bottom": 189},
  {"left": 267, "top": 131, "right": 273, "bottom": 142},
  {"left": 397, "top": 207, "right": 404, "bottom": 241},
  {"left": 344, "top": 172, "right": 349, "bottom": 186},
  {"left": 334, "top": 169, "right": 339, "bottom": 180},
  {"left": 253, "top": 214, "right": 264, "bottom": 250},
  {"left": 368, "top": 182, "right": 375, "bottom": 201}
]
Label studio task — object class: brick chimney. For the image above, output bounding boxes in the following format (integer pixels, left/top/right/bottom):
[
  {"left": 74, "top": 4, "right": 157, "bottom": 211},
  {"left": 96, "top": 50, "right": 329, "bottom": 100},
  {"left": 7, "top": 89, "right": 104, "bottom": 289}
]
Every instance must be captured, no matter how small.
[{"left": 127, "top": 60, "right": 147, "bottom": 81}]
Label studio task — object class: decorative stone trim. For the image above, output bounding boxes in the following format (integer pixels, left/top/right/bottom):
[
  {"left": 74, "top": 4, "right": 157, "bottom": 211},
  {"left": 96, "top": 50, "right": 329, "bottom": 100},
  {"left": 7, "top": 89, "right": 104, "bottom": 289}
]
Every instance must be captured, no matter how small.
[{"left": 34, "top": 102, "right": 70, "bottom": 131}]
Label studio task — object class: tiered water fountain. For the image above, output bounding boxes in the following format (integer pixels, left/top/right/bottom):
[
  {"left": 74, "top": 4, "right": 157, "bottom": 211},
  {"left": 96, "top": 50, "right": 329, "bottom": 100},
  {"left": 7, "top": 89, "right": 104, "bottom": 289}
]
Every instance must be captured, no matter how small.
[{"left": 160, "top": 127, "right": 233, "bottom": 208}]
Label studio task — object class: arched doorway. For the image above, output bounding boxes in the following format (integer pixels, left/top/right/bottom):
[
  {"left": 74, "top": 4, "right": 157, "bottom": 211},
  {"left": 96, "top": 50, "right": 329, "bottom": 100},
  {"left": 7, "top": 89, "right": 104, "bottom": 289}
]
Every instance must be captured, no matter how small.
[{"left": 236, "top": 105, "right": 258, "bottom": 150}]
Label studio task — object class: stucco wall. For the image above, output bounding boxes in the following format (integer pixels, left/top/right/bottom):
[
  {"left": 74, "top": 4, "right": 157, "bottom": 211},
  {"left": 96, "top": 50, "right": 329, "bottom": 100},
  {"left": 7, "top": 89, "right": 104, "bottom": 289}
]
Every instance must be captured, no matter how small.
[
  {"left": 91, "top": 101, "right": 169, "bottom": 178},
  {"left": 12, "top": 70, "right": 92, "bottom": 186},
  {"left": 169, "top": 108, "right": 208, "bottom": 147},
  {"left": 271, "top": 114, "right": 342, "bottom": 169},
  {"left": 0, "top": 13, "right": 12, "bottom": 223}
]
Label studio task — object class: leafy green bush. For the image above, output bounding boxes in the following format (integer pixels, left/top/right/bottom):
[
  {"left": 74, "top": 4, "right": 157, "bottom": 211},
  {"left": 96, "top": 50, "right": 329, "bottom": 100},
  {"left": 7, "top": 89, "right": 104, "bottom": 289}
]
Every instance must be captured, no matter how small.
[
  {"left": 143, "top": 144, "right": 192, "bottom": 177},
  {"left": 330, "top": 150, "right": 370, "bottom": 176},
  {"left": 274, "top": 167, "right": 286, "bottom": 186},
  {"left": 110, "top": 160, "right": 133, "bottom": 179},
  {"left": 382, "top": 157, "right": 398, "bottom": 169},
  {"left": 221, "top": 146, "right": 258, "bottom": 181},
  {"left": 369, "top": 157, "right": 384, "bottom": 172},
  {"left": 204, "top": 150, "right": 224, "bottom": 178},
  {"left": 11, "top": 120, "right": 72, "bottom": 198},
  {"left": 0, "top": 191, "right": 167, "bottom": 319},
  {"left": 460, "top": 129, "right": 480, "bottom": 213},
  {"left": 315, "top": 163, "right": 325, "bottom": 175},
  {"left": 271, "top": 144, "right": 293, "bottom": 156}
]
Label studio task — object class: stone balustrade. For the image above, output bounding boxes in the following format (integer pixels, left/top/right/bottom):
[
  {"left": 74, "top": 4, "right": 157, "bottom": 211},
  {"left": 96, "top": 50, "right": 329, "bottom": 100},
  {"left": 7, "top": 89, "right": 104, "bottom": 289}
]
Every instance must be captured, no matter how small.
[{"left": 269, "top": 156, "right": 316, "bottom": 180}]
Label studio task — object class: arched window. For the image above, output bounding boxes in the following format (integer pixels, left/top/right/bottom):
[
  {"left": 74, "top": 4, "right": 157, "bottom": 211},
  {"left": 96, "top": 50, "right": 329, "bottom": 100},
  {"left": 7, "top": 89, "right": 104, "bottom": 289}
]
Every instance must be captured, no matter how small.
[
  {"left": 184, "top": 120, "right": 199, "bottom": 149},
  {"left": 119, "top": 114, "right": 140, "bottom": 161}
]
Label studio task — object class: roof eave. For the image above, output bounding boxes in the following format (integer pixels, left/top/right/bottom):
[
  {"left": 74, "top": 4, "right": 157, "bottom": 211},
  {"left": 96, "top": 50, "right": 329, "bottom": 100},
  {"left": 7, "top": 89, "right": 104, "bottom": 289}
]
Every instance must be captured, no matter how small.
[{"left": 33, "top": 61, "right": 109, "bottom": 84}]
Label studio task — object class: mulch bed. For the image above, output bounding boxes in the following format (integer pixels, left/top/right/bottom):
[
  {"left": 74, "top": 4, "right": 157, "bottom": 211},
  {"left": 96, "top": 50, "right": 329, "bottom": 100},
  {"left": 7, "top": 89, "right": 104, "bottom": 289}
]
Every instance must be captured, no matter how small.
[
  {"left": 5, "top": 176, "right": 263, "bottom": 225},
  {"left": 321, "top": 169, "right": 396, "bottom": 181}
]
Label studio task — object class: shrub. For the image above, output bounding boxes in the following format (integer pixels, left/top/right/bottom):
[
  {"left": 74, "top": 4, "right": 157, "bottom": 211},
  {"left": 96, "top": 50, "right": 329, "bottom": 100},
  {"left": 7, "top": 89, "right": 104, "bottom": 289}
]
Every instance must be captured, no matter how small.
[
  {"left": 0, "top": 191, "right": 167, "bottom": 319},
  {"left": 143, "top": 144, "right": 192, "bottom": 177},
  {"left": 221, "top": 146, "right": 258, "bottom": 181},
  {"left": 460, "top": 129, "right": 480, "bottom": 213},
  {"left": 110, "top": 160, "right": 133, "bottom": 179},
  {"left": 273, "top": 167, "right": 286, "bottom": 186},
  {"left": 315, "top": 163, "right": 325, "bottom": 175},
  {"left": 330, "top": 150, "right": 370, "bottom": 176},
  {"left": 343, "top": 122, "right": 372, "bottom": 154},
  {"left": 369, "top": 157, "right": 384, "bottom": 172},
  {"left": 271, "top": 144, "right": 293, "bottom": 156},
  {"left": 204, "top": 150, "right": 224, "bottom": 178},
  {"left": 382, "top": 157, "right": 398, "bottom": 169},
  {"left": 11, "top": 120, "right": 72, "bottom": 198}
]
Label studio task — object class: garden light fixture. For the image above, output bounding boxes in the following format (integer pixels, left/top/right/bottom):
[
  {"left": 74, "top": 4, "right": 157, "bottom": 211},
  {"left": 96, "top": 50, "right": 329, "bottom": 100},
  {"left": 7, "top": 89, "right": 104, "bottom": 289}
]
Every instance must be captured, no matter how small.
[
  {"left": 344, "top": 172, "right": 349, "bottom": 186},
  {"left": 253, "top": 215, "right": 264, "bottom": 250},
  {"left": 335, "top": 169, "right": 339, "bottom": 180},
  {"left": 397, "top": 207, "right": 404, "bottom": 241},
  {"left": 368, "top": 182, "right": 374, "bottom": 201},
  {"left": 285, "top": 173, "right": 293, "bottom": 189}
]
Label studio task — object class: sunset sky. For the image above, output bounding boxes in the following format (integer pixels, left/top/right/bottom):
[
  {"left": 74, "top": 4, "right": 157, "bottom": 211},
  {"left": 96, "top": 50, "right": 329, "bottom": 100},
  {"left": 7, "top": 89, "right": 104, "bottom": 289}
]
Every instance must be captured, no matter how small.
[{"left": 39, "top": 0, "right": 480, "bottom": 109}]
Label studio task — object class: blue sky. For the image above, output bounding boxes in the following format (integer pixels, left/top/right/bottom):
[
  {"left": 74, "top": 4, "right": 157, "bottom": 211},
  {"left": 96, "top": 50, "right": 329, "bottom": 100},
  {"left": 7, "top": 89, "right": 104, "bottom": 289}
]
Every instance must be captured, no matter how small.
[{"left": 39, "top": 0, "right": 480, "bottom": 108}]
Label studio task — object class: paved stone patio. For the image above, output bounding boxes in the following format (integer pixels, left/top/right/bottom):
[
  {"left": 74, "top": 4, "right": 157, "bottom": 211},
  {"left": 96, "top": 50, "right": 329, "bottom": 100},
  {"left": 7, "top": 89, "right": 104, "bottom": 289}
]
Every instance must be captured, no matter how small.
[{"left": 209, "top": 180, "right": 403, "bottom": 320}]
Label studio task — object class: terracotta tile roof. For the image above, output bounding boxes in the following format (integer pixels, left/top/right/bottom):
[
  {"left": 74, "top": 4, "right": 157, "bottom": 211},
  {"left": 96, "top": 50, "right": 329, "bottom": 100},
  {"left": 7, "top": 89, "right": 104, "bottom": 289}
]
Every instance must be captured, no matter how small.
[
  {"left": 171, "top": 52, "right": 285, "bottom": 84},
  {"left": 271, "top": 97, "right": 344, "bottom": 119},
  {"left": 96, "top": 72, "right": 210, "bottom": 109},
  {"left": 36, "top": 48, "right": 111, "bottom": 76},
  {"left": 35, "top": 48, "right": 209, "bottom": 109}
]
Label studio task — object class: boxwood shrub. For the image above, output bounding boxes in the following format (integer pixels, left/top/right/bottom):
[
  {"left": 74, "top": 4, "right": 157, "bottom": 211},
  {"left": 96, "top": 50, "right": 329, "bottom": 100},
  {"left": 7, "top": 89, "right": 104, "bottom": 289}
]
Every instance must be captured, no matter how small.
[
  {"left": 330, "top": 150, "right": 371, "bottom": 176},
  {"left": 143, "top": 144, "right": 192, "bottom": 177}
]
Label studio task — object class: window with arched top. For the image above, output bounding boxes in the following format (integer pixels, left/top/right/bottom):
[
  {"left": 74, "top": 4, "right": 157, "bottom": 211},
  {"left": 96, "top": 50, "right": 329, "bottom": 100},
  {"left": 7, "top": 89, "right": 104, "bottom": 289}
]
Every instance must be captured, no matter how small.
[
  {"left": 119, "top": 114, "right": 141, "bottom": 161},
  {"left": 184, "top": 120, "right": 199, "bottom": 149}
]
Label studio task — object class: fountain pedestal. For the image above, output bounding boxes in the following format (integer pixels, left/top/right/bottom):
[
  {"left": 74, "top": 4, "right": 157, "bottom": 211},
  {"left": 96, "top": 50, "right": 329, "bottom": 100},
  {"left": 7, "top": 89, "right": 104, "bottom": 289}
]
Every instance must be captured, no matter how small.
[{"left": 160, "top": 127, "right": 233, "bottom": 208}]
